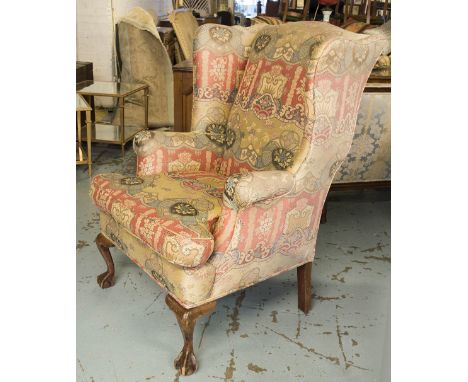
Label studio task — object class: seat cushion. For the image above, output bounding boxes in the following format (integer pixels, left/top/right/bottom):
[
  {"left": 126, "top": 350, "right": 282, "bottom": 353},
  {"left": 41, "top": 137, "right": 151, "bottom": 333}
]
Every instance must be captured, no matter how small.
[
  {"left": 99, "top": 212, "right": 216, "bottom": 308},
  {"left": 90, "top": 171, "right": 227, "bottom": 268}
]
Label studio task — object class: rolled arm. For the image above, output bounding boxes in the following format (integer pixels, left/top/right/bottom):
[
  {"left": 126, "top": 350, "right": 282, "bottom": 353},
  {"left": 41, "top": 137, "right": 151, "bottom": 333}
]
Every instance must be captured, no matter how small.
[
  {"left": 223, "top": 170, "right": 294, "bottom": 210},
  {"left": 133, "top": 130, "right": 223, "bottom": 176}
]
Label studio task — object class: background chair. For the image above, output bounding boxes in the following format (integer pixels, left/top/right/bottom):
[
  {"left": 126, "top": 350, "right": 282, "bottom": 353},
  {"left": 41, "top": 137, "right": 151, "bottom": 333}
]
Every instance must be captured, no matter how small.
[
  {"left": 90, "top": 22, "right": 384, "bottom": 375},
  {"left": 169, "top": 8, "right": 200, "bottom": 61},
  {"left": 114, "top": 7, "right": 174, "bottom": 128}
]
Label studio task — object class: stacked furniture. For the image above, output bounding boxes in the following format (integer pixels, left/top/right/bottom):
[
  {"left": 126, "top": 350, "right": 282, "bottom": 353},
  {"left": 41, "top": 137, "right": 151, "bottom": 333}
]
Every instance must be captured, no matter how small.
[{"left": 115, "top": 7, "right": 174, "bottom": 128}]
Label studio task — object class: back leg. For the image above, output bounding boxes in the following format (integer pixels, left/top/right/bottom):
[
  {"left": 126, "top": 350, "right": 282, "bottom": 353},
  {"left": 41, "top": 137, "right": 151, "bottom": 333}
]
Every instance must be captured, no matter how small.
[{"left": 297, "top": 262, "right": 312, "bottom": 314}]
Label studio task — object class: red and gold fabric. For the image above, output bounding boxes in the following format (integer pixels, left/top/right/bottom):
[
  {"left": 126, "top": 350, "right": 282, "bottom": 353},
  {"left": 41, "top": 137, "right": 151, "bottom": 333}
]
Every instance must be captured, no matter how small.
[
  {"left": 133, "top": 130, "right": 223, "bottom": 176},
  {"left": 90, "top": 22, "right": 385, "bottom": 309},
  {"left": 90, "top": 171, "right": 228, "bottom": 268}
]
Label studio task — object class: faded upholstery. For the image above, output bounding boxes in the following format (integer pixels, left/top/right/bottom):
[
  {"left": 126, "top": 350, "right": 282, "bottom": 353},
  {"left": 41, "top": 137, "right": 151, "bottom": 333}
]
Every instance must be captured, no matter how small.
[
  {"left": 91, "top": 22, "right": 384, "bottom": 308},
  {"left": 168, "top": 9, "right": 200, "bottom": 61},
  {"left": 115, "top": 7, "right": 174, "bottom": 128}
]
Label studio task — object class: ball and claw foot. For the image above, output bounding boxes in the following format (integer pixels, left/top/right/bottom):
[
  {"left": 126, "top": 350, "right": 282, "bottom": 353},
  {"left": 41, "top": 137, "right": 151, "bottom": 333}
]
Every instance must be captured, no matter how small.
[
  {"left": 165, "top": 294, "right": 216, "bottom": 376},
  {"left": 95, "top": 233, "right": 115, "bottom": 289},
  {"left": 97, "top": 271, "right": 115, "bottom": 288},
  {"left": 174, "top": 347, "right": 198, "bottom": 376}
]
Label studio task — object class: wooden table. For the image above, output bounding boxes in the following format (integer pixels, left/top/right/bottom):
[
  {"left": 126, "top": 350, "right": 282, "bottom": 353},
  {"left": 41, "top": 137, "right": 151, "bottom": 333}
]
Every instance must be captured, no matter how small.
[{"left": 172, "top": 61, "right": 391, "bottom": 132}]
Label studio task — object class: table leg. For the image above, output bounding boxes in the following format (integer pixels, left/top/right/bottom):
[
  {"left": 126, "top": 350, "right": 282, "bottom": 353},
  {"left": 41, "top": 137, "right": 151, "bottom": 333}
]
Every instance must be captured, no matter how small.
[
  {"left": 144, "top": 88, "right": 149, "bottom": 130},
  {"left": 86, "top": 110, "right": 92, "bottom": 176},
  {"left": 119, "top": 97, "right": 125, "bottom": 159},
  {"left": 77, "top": 111, "right": 82, "bottom": 162}
]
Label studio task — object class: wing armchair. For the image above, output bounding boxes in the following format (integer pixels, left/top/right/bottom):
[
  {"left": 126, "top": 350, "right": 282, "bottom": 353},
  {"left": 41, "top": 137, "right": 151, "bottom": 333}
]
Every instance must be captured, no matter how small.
[{"left": 90, "top": 21, "right": 384, "bottom": 375}]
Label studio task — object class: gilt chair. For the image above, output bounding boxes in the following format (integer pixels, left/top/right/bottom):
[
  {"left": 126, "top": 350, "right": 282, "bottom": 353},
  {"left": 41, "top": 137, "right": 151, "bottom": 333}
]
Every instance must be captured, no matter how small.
[{"left": 90, "top": 21, "right": 384, "bottom": 375}]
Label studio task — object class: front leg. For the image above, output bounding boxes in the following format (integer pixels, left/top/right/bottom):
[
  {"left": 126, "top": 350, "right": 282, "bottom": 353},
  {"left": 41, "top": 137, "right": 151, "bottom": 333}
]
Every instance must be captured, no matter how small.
[
  {"left": 165, "top": 294, "right": 216, "bottom": 376},
  {"left": 95, "top": 233, "right": 115, "bottom": 288}
]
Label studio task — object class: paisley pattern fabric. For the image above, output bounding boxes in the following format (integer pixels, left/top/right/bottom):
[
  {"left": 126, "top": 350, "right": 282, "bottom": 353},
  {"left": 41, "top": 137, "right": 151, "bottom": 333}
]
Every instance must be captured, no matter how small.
[
  {"left": 90, "top": 22, "right": 385, "bottom": 308},
  {"left": 334, "top": 92, "right": 391, "bottom": 183},
  {"left": 90, "top": 171, "right": 227, "bottom": 268}
]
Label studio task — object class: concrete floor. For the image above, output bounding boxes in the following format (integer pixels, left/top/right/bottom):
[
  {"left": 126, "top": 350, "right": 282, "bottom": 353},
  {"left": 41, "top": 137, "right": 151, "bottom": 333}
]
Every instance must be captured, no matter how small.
[{"left": 77, "top": 144, "right": 391, "bottom": 382}]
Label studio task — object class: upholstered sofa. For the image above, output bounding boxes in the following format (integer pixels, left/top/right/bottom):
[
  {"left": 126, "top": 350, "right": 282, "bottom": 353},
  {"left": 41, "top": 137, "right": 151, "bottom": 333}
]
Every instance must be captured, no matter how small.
[{"left": 90, "top": 21, "right": 384, "bottom": 375}]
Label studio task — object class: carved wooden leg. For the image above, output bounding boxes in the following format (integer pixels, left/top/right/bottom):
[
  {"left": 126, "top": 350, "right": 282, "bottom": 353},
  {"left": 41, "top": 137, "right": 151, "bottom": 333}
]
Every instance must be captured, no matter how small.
[
  {"left": 165, "top": 294, "right": 216, "bottom": 376},
  {"left": 96, "top": 233, "right": 115, "bottom": 288},
  {"left": 297, "top": 262, "right": 312, "bottom": 315}
]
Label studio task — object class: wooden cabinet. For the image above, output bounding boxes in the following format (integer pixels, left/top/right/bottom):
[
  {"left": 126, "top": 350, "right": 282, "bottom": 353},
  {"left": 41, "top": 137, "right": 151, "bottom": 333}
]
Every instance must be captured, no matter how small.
[{"left": 173, "top": 61, "right": 194, "bottom": 132}]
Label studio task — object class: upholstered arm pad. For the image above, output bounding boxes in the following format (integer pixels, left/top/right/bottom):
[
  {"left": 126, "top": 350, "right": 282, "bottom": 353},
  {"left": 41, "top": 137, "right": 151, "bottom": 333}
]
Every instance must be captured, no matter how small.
[
  {"left": 223, "top": 171, "right": 294, "bottom": 210},
  {"left": 133, "top": 130, "right": 223, "bottom": 176}
]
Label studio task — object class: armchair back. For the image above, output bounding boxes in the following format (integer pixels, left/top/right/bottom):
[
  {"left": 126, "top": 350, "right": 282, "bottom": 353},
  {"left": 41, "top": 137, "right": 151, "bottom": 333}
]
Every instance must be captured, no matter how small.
[
  {"left": 218, "top": 22, "right": 384, "bottom": 187},
  {"left": 191, "top": 24, "right": 267, "bottom": 138}
]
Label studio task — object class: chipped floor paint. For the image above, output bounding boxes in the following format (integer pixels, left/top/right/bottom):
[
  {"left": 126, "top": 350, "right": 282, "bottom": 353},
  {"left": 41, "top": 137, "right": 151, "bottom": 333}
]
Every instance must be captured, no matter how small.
[{"left": 77, "top": 145, "right": 390, "bottom": 382}]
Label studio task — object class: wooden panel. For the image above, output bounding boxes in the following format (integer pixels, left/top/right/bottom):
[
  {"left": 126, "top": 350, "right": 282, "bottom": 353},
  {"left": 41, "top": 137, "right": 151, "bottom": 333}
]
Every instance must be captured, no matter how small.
[{"left": 173, "top": 61, "right": 194, "bottom": 132}]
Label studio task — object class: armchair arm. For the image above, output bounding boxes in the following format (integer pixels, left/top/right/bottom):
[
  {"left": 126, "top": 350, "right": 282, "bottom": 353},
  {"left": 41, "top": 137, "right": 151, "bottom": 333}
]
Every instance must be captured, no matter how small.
[
  {"left": 223, "top": 170, "right": 294, "bottom": 210},
  {"left": 133, "top": 130, "right": 223, "bottom": 176}
]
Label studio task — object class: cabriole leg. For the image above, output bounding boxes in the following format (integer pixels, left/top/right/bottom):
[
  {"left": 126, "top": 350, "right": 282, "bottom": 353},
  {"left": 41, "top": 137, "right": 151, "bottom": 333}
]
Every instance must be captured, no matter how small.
[
  {"left": 95, "top": 233, "right": 115, "bottom": 288},
  {"left": 165, "top": 294, "right": 216, "bottom": 376}
]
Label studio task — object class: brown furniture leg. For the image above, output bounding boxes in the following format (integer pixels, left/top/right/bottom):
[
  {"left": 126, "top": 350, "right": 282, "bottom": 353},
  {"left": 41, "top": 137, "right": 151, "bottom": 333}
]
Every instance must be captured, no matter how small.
[
  {"left": 96, "top": 233, "right": 115, "bottom": 288},
  {"left": 297, "top": 262, "right": 312, "bottom": 315},
  {"left": 165, "top": 294, "right": 216, "bottom": 376}
]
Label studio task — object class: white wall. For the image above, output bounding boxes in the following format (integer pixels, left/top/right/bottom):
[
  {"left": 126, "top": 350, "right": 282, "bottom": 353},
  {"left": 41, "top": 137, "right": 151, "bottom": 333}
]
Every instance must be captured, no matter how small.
[{"left": 76, "top": 0, "right": 173, "bottom": 106}]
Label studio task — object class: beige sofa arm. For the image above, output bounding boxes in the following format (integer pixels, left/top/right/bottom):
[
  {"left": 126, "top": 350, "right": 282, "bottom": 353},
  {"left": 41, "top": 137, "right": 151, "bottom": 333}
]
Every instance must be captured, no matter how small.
[{"left": 223, "top": 170, "right": 294, "bottom": 210}]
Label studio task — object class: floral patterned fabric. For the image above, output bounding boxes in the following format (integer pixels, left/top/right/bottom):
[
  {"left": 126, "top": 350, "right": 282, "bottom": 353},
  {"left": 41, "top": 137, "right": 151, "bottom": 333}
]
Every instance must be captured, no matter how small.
[
  {"left": 90, "top": 171, "right": 227, "bottom": 268},
  {"left": 334, "top": 92, "right": 391, "bottom": 183},
  {"left": 100, "top": 212, "right": 216, "bottom": 307},
  {"left": 91, "top": 22, "right": 385, "bottom": 308},
  {"left": 133, "top": 130, "right": 223, "bottom": 176},
  {"left": 191, "top": 24, "right": 267, "bottom": 137}
]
